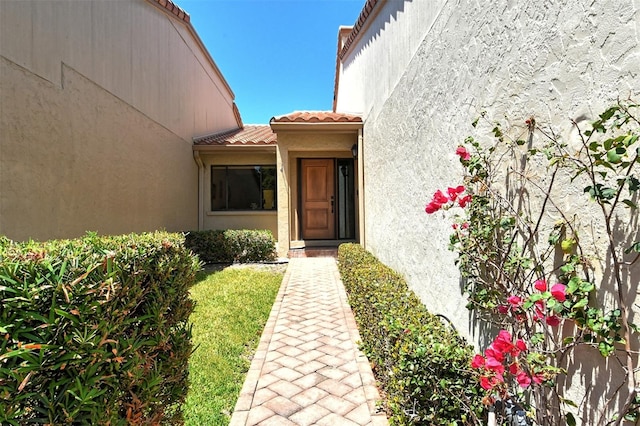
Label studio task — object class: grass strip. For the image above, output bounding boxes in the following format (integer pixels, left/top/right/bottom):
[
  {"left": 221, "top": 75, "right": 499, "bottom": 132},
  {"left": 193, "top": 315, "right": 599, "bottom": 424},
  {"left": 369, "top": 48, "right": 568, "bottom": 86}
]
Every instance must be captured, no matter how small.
[{"left": 183, "top": 267, "right": 283, "bottom": 425}]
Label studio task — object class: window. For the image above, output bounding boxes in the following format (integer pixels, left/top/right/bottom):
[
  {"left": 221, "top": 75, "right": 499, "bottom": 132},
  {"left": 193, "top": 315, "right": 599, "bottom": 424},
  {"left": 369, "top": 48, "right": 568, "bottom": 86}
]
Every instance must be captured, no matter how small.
[{"left": 211, "top": 165, "right": 277, "bottom": 211}]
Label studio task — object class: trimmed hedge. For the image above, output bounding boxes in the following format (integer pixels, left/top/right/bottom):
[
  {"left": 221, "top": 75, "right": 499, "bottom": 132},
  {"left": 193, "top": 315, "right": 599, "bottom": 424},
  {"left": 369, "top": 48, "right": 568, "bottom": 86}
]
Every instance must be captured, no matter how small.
[
  {"left": 184, "top": 229, "right": 276, "bottom": 264},
  {"left": 0, "top": 231, "right": 200, "bottom": 425},
  {"left": 338, "top": 243, "right": 484, "bottom": 425}
]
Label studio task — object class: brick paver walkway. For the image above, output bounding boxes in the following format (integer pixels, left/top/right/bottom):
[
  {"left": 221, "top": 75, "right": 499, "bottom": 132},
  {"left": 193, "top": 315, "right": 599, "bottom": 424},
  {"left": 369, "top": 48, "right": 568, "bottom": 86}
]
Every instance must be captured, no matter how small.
[{"left": 230, "top": 257, "right": 388, "bottom": 426}]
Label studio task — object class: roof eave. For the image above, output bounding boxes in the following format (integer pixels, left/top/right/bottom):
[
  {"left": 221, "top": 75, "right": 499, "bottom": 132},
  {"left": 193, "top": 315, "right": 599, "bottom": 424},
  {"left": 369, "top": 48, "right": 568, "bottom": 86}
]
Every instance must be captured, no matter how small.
[
  {"left": 270, "top": 121, "right": 363, "bottom": 133},
  {"left": 193, "top": 144, "right": 277, "bottom": 152}
]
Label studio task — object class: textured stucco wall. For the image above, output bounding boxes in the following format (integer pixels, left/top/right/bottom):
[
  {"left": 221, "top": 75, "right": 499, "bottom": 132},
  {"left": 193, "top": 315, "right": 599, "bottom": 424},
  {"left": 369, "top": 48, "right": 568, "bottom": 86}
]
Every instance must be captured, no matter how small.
[
  {"left": 339, "top": 0, "right": 639, "bottom": 421},
  {"left": 0, "top": 59, "right": 198, "bottom": 240},
  {"left": 0, "top": 0, "right": 237, "bottom": 240},
  {"left": 0, "top": 0, "right": 238, "bottom": 141}
]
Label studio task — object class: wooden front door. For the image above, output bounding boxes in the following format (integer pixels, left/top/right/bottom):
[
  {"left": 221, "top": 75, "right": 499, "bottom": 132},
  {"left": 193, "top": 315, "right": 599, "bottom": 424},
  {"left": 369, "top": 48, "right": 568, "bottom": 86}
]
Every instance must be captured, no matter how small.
[{"left": 301, "top": 159, "right": 335, "bottom": 239}]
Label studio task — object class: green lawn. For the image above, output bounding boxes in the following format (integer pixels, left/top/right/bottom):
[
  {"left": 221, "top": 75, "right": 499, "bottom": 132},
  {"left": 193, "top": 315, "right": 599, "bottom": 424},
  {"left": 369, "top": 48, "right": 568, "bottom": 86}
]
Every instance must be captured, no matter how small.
[{"left": 183, "top": 266, "right": 283, "bottom": 425}]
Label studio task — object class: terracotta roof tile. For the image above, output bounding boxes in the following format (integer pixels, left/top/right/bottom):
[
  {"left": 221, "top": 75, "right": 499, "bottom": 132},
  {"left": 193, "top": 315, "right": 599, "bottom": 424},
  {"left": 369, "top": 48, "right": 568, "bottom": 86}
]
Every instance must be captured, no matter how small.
[
  {"left": 151, "top": 0, "right": 190, "bottom": 23},
  {"left": 339, "top": 0, "right": 380, "bottom": 59},
  {"left": 193, "top": 125, "right": 276, "bottom": 146},
  {"left": 270, "top": 111, "right": 362, "bottom": 123}
]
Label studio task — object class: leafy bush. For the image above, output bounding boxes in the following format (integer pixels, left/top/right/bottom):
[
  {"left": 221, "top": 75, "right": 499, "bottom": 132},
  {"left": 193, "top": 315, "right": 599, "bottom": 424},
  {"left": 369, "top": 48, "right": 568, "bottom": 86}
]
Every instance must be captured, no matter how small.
[
  {"left": 0, "top": 231, "right": 200, "bottom": 425},
  {"left": 338, "top": 243, "right": 484, "bottom": 425},
  {"left": 184, "top": 229, "right": 276, "bottom": 263}
]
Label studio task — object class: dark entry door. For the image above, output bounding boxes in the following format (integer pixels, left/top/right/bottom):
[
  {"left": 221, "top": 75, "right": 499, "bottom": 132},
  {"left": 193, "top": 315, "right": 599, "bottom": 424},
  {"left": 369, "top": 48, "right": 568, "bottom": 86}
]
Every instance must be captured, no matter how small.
[{"left": 301, "top": 159, "right": 335, "bottom": 239}]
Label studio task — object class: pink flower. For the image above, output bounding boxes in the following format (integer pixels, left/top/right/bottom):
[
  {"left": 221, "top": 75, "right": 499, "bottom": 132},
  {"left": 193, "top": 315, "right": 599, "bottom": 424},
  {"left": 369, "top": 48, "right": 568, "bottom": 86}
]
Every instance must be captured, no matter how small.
[
  {"left": 461, "top": 222, "right": 469, "bottom": 229},
  {"left": 534, "top": 279, "right": 547, "bottom": 292},
  {"left": 485, "top": 346, "right": 504, "bottom": 363},
  {"left": 433, "top": 190, "right": 449, "bottom": 204},
  {"left": 533, "top": 300, "right": 546, "bottom": 322},
  {"left": 545, "top": 315, "right": 561, "bottom": 327},
  {"left": 458, "top": 194, "right": 472, "bottom": 208},
  {"left": 497, "top": 305, "right": 509, "bottom": 315},
  {"left": 425, "top": 201, "right": 442, "bottom": 214},
  {"left": 471, "top": 354, "right": 485, "bottom": 369},
  {"left": 480, "top": 376, "right": 493, "bottom": 390},
  {"left": 507, "top": 295, "right": 522, "bottom": 307},
  {"left": 516, "top": 371, "right": 532, "bottom": 388},
  {"left": 485, "top": 356, "right": 505, "bottom": 374},
  {"left": 456, "top": 146, "right": 471, "bottom": 161},
  {"left": 550, "top": 284, "right": 567, "bottom": 302},
  {"left": 532, "top": 372, "right": 545, "bottom": 384},
  {"left": 447, "top": 186, "right": 465, "bottom": 201}
]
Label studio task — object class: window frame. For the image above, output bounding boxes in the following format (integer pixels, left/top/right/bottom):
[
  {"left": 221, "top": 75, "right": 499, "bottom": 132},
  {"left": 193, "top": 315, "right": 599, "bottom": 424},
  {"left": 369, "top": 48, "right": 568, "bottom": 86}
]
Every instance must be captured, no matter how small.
[{"left": 210, "top": 165, "right": 277, "bottom": 212}]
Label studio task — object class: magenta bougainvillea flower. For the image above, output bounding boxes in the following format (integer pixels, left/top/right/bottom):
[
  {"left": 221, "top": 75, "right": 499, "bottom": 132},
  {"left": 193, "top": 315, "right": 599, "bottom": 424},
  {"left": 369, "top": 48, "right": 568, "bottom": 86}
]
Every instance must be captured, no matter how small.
[
  {"left": 545, "top": 315, "right": 561, "bottom": 327},
  {"left": 456, "top": 146, "right": 471, "bottom": 161},
  {"left": 550, "top": 283, "right": 567, "bottom": 302},
  {"left": 534, "top": 279, "right": 547, "bottom": 292},
  {"left": 458, "top": 194, "right": 472, "bottom": 208},
  {"left": 507, "top": 295, "right": 523, "bottom": 307}
]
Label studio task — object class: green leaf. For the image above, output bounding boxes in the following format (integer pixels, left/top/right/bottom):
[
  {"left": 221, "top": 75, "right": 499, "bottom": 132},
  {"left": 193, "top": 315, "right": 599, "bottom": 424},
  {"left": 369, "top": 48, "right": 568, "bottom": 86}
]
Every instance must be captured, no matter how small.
[
  {"left": 622, "top": 199, "right": 638, "bottom": 209},
  {"left": 622, "top": 134, "right": 638, "bottom": 147},
  {"left": 566, "top": 413, "right": 577, "bottom": 426},
  {"left": 625, "top": 241, "right": 640, "bottom": 254},
  {"left": 628, "top": 176, "right": 640, "bottom": 192},
  {"left": 573, "top": 298, "right": 589, "bottom": 309},
  {"left": 606, "top": 146, "right": 626, "bottom": 163}
]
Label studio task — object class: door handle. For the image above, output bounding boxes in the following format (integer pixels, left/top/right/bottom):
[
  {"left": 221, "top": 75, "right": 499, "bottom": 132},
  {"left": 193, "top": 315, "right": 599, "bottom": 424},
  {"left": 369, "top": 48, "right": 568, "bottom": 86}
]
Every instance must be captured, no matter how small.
[{"left": 331, "top": 196, "right": 335, "bottom": 213}]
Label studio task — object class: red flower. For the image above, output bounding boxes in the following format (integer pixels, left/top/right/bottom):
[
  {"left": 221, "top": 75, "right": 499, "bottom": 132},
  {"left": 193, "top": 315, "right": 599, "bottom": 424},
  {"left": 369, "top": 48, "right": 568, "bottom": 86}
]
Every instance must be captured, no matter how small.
[
  {"left": 461, "top": 222, "right": 469, "bottom": 229},
  {"left": 497, "top": 305, "right": 509, "bottom": 315},
  {"left": 458, "top": 194, "right": 472, "bottom": 208},
  {"left": 433, "top": 190, "right": 449, "bottom": 204},
  {"left": 447, "top": 185, "right": 465, "bottom": 201},
  {"left": 532, "top": 372, "right": 545, "bottom": 384},
  {"left": 515, "top": 339, "right": 527, "bottom": 352},
  {"left": 507, "top": 295, "right": 522, "bottom": 307},
  {"left": 550, "top": 284, "right": 567, "bottom": 302},
  {"left": 534, "top": 279, "right": 547, "bottom": 292},
  {"left": 471, "top": 354, "right": 485, "bottom": 369},
  {"left": 509, "top": 362, "right": 519, "bottom": 375},
  {"left": 533, "top": 300, "right": 546, "bottom": 322},
  {"left": 425, "top": 201, "right": 442, "bottom": 214},
  {"left": 456, "top": 146, "right": 471, "bottom": 161},
  {"left": 516, "top": 371, "right": 532, "bottom": 388},
  {"left": 480, "top": 376, "right": 493, "bottom": 390},
  {"left": 545, "top": 315, "right": 561, "bottom": 327}
]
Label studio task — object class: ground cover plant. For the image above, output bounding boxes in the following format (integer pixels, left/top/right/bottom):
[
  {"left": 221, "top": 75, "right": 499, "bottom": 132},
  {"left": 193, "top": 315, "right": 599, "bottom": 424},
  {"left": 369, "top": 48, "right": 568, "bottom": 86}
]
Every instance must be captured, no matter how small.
[
  {"left": 425, "top": 100, "right": 639, "bottom": 424},
  {"left": 337, "top": 243, "right": 484, "bottom": 425},
  {"left": 0, "top": 231, "right": 199, "bottom": 425},
  {"left": 183, "top": 266, "right": 282, "bottom": 425}
]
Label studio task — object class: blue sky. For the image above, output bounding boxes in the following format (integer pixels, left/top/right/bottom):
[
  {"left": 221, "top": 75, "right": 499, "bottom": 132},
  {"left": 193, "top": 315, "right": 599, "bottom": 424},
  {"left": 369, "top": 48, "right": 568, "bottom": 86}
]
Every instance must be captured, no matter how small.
[{"left": 177, "top": 0, "right": 364, "bottom": 124}]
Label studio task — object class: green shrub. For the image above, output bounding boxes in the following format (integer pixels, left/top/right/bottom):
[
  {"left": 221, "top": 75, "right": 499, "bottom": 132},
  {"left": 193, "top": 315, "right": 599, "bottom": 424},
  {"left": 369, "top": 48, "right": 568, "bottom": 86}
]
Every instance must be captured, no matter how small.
[
  {"left": 338, "top": 243, "right": 484, "bottom": 425},
  {"left": 0, "top": 231, "right": 201, "bottom": 425},
  {"left": 184, "top": 229, "right": 276, "bottom": 263}
]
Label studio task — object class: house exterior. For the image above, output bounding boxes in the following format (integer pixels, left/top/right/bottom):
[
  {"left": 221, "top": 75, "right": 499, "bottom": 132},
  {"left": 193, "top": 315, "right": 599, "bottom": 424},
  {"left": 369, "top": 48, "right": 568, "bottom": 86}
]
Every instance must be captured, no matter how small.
[
  {"left": 0, "top": 0, "right": 240, "bottom": 241},
  {"left": 332, "top": 0, "right": 640, "bottom": 423}
]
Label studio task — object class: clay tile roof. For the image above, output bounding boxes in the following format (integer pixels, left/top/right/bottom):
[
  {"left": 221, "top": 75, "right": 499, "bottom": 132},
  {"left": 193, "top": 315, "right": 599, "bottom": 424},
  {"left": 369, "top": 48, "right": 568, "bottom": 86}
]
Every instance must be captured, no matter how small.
[
  {"left": 339, "top": 0, "right": 379, "bottom": 59},
  {"left": 270, "top": 111, "right": 362, "bottom": 123},
  {"left": 151, "top": 0, "right": 190, "bottom": 23},
  {"left": 193, "top": 125, "right": 277, "bottom": 146}
]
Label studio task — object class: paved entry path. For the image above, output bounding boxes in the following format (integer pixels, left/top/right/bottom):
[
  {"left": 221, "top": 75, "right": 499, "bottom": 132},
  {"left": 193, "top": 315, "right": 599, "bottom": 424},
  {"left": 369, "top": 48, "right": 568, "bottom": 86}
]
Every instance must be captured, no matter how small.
[{"left": 230, "top": 257, "right": 388, "bottom": 426}]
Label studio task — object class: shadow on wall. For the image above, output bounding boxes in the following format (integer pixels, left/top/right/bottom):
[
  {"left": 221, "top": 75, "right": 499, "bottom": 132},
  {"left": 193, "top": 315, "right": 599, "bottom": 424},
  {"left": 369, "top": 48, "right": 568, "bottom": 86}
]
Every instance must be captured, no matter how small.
[{"left": 340, "top": 0, "right": 412, "bottom": 71}]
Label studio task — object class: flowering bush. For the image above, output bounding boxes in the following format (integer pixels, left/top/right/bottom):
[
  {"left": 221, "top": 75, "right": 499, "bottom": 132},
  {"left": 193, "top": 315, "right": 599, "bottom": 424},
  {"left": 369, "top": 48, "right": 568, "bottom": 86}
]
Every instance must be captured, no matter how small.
[{"left": 426, "top": 101, "right": 639, "bottom": 425}]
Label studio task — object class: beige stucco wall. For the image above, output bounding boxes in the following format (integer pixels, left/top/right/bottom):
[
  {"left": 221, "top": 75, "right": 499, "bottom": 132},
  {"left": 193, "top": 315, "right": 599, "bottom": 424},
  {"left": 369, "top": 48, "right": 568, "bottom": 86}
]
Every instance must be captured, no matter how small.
[
  {"left": 198, "top": 151, "right": 278, "bottom": 236},
  {"left": 0, "top": 0, "right": 238, "bottom": 241},
  {"left": 336, "top": 0, "right": 639, "bottom": 422},
  {"left": 273, "top": 130, "right": 359, "bottom": 257}
]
